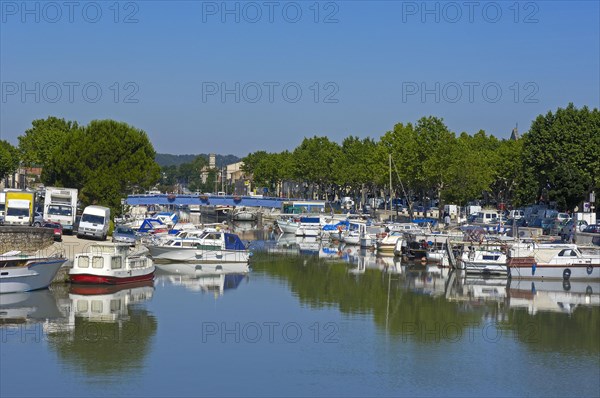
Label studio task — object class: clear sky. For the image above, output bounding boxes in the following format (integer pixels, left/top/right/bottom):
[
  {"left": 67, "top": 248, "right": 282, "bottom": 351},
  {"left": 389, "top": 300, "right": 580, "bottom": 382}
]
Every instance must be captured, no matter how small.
[{"left": 1, "top": 0, "right": 598, "bottom": 157}]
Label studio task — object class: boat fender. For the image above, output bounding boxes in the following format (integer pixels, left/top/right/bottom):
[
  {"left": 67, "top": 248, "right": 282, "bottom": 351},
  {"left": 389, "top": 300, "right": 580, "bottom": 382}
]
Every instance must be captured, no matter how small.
[
  {"left": 531, "top": 263, "right": 536, "bottom": 276},
  {"left": 563, "top": 280, "right": 571, "bottom": 291},
  {"left": 586, "top": 286, "right": 593, "bottom": 295},
  {"left": 587, "top": 265, "right": 593, "bottom": 275},
  {"left": 563, "top": 268, "right": 571, "bottom": 280}
]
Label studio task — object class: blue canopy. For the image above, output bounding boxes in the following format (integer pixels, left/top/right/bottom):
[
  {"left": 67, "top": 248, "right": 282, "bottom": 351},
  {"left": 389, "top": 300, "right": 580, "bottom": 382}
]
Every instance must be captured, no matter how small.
[
  {"left": 137, "top": 218, "right": 166, "bottom": 233},
  {"left": 322, "top": 220, "right": 350, "bottom": 231},
  {"left": 224, "top": 233, "right": 246, "bottom": 251}
]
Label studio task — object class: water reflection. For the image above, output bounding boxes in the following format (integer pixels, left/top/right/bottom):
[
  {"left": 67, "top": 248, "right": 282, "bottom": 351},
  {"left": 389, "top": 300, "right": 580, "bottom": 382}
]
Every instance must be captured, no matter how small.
[
  {"left": 155, "top": 263, "right": 249, "bottom": 296},
  {"left": 0, "top": 289, "right": 64, "bottom": 326},
  {"left": 250, "top": 250, "right": 600, "bottom": 352}
]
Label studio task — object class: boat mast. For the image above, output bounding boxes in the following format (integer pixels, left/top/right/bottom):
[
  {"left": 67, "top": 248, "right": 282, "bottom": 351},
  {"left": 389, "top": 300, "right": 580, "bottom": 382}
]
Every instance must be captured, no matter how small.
[{"left": 389, "top": 154, "right": 393, "bottom": 220}]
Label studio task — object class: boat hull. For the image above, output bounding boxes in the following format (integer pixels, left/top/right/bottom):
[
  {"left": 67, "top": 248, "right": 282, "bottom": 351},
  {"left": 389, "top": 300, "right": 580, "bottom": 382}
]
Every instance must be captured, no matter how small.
[
  {"left": 463, "top": 261, "right": 508, "bottom": 275},
  {"left": 508, "top": 257, "right": 600, "bottom": 280},
  {"left": 149, "top": 245, "right": 250, "bottom": 263},
  {"left": 0, "top": 258, "right": 67, "bottom": 294},
  {"left": 69, "top": 270, "right": 155, "bottom": 285}
]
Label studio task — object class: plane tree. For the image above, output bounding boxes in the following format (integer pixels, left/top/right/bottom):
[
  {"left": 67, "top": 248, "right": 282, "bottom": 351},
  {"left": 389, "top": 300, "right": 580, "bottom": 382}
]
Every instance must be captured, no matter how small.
[{"left": 522, "top": 103, "right": 600, "bottom": 211}]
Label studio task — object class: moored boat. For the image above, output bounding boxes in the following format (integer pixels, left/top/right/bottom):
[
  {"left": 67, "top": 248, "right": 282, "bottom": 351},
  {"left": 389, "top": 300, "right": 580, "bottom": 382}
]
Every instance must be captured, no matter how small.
[
  {"left": 0, "top": 253, "right": 67, "bottom": 294},
  {"left": 230, "top": 207, "right": 258, "bottom": 221},
  {"left": 148, "top": 230, "right": 250, "bottom": 263},
  {"left": 508, "top": 242, "right": 600, "bottom": 280},
  {"left": 69, "top": 243, "right": 155, "bottom": 285}
]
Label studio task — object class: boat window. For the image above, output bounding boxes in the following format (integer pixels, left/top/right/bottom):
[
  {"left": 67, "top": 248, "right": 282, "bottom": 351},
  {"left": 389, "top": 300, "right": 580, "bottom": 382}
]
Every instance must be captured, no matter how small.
[
  {"left": 111, "top": 256, "right": 122, "bottom": 269},
  {"left": 110, "top": 300, "right": 121, "bottom": 312},
  {"left": 559, "top": 249, "right": 577, "bottom": 257},
  {"left": 182, "top": 241, "right": 195, "bottom": 247},
  {"left": 78, "top": 256, "right": 89, "bottom": 268},
  {"left": 482, "top": 255, "right": 500, "bottom": 261},
  {"left": 91, "top": 300, "right": 103, "bottom": 313},
  {"left": 173, "top": 241, "right": 182, "bottom": 246},
  {"left": 92, "top": 256, "right": 104, "bottom": 269},
  {"left": 76, "top": 301, "right": 88, "bottom": 313}
]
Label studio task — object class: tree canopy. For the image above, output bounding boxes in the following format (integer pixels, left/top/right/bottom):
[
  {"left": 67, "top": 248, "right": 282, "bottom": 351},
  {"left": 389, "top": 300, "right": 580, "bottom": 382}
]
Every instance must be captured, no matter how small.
[
  {"left": 43, "top": 119, "right": 161, "bottom": 214},
  {"left": 0, "top": 140, "right": 19, "bottom": 179}
]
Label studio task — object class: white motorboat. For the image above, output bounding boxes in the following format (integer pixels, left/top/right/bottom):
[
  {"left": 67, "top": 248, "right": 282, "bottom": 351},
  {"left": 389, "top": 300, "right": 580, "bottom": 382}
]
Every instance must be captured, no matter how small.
[
  {"left": 458, "top": 245, "right": 508, "bottom": 276},
  {"left": 0, "top": 252, "right": 67, "bottom": 294},
  {"left": 69, "top": 243, "right": 155, "bottom": 285},
  {"left": 275, "top": 217, "right": 301, "bottom": 234},
  {"left": 295, "top": 216, "right": 322, "bottom": 237},
  {"left": 508, "top": 242, "right": 600, "bottom": 280},
  {"left": 230, "top": 207, "right": 258, "bottom": 221},
  {"left": 148, "top": 230, "right": 250, "bottom": 263},
  {"left": 377, "top": 230, "right": 405, "bottom": 255}
]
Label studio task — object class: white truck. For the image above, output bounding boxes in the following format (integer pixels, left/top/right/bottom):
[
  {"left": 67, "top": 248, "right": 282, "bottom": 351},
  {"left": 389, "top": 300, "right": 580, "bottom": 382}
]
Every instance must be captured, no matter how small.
[
  {"left": 43, "top": 187, "right": 78, "bottom": 234},
  {"left": 77, "top": 205, "right": 111, "bottom": 240}
]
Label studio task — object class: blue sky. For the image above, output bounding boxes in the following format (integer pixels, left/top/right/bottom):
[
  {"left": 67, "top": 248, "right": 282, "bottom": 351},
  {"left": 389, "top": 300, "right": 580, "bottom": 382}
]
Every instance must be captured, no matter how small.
[{"left": 1, "top": 0, "right": 598, "bottom": 156}]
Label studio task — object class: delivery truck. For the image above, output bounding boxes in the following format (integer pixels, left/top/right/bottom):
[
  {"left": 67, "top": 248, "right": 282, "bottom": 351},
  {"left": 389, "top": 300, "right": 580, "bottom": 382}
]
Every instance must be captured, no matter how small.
[
  {"left": 4, "top": 190, "right": 35, "bottom": 226},
  {"left": 43, "top": 187, "right": 78, "bottom": 234}
]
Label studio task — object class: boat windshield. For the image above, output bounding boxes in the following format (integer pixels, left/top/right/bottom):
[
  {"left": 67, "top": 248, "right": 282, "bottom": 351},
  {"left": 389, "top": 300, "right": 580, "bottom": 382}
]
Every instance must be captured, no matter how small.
[{"left": 48, "top": 204, "right": 72, "bottom": 216}]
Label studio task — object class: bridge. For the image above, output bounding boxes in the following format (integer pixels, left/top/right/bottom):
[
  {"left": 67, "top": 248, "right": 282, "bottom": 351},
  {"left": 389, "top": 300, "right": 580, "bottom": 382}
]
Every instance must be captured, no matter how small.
[{"left": 125, "top": 194, "right": 325, "bottom": 211}]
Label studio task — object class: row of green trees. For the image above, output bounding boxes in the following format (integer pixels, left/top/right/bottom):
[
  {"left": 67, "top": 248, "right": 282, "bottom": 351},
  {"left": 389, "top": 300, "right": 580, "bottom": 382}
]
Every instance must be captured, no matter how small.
[
  {"left": 0, "top": 103, "right": 597, "bottom": 215},
  {"left": 242, "top": 104, "right": 600, "bottom": 211}
]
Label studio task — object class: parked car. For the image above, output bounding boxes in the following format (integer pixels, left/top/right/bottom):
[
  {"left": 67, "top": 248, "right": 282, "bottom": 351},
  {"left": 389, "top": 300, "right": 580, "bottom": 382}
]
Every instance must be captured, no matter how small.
[
  {"left": 559, "top": 219, "right": 589, "bottom": 240},
  {"left": 73, "top": 215, "right": 81, "bottom": 234},
  {"left": 111, "top": 225, "right": 138, "bottom": 246},
  {"left": 33, "top": 211, "right": 44, "bottom": 227},
  {"left": 582, "top": 224, "right": 600, "bottom": 234},
  {"left": 42, "top": 221, "right": 63, "bottom": 242}
]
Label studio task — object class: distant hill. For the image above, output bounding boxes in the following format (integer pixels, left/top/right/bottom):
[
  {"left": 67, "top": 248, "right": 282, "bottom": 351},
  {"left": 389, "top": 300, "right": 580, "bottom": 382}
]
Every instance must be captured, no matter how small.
[{"left": 155, "top": 153, "right": 241, "bottom": 168}]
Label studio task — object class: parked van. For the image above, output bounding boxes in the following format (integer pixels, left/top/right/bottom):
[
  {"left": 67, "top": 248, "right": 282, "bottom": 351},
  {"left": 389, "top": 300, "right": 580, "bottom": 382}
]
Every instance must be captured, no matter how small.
[
  {"left": 474, "top": 209, "right": 501, "bottom": 224},
  {"left": 77, "top": 205, "right": 111, "bottom": 240},
  {"left": 509, "top": 209, "right": 525, "bottom": 219}
]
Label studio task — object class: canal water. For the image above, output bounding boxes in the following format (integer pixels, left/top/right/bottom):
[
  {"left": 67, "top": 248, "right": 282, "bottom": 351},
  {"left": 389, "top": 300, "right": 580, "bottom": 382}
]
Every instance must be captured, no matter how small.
[{"left": 1, "top": 231, "right": 599, "bottom": 397}]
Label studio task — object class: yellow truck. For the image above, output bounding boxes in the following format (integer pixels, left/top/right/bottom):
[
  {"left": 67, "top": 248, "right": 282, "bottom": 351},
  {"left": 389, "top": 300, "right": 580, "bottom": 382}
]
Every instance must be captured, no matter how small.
[{"left": 5, "top": 190, "right": 36, "bottom": 226}]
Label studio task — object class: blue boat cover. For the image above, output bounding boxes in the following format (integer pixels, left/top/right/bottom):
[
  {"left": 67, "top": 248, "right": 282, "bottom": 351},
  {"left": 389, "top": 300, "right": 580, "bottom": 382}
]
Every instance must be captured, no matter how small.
[
  {"left": 137, "top": 218, "right": 166, "bottom": 233},
  {"left": 224, "top": 233, "right": 246, "bottom": 251},
  {"left": 322, "top": 220, "right": 350, "bottom": 231},
  {"left": 413, "top": 218, "right": 438, "bottom": 227},
  {"left": 300, "top": 217, "right": 321, "bottom": 223}
]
